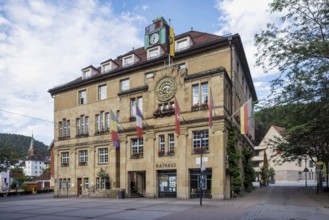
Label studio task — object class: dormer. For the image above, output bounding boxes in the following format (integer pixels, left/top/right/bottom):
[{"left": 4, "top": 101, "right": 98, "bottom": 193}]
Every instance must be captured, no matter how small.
[
  {"left": 147, "top": 45, "right": 165, "bottom": 60},
  {"left": 82, "top": 65, "right": 98, "bottom": 79},
  {"left": 122, "top": 54, "right": 140, "bottom": 67},
  {"left": 175, "top": 36, "right": 193, "bottom": 52},
  {"left": 101, "top": 59, "right": 118, "bottom": 73}
]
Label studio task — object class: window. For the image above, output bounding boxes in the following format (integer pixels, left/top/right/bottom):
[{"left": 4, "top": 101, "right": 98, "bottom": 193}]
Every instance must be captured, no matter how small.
[
  {"left": 192, "top": 83, "right": 208, "bottom": 109},
  {"left": 98, "top": 85, "right": 107, "bottom": 100},
  {"left": 159, "top": 135, "right": 165, "bottom": 152},
  {"left": 176, "top": 38, "right": 188, "bottom": 51},
  {"left": 98, "top": 148, "right": 108, "bottom": 164},
  {"left": 169, "top": 134, "right": 174, "bottom": 152},
  {"left": 79, "top": 150, "right": 88, "bottom": 165},
  {"left": 76, "top": 115, "right": 89, "bottom": 136},
  {"left": 178, "top": 63, "right": 186, "bottom": 70},
  {"left": 131, "top": 138, "right": 144, "bottom": 158},
  {"left": 96, "top": 177, "right": 100, "bottom": 190},
  {"left": 309, "top": 160, "right": 314, "bottom": 168},
  {"left": 59, "top": 119, "right": 70, "bottom": 139},
  {"left": 95, "top": 112, "right": 109, "bottom": 133},
  {"left": 192, "top": 130, "right": 209, "bottom": 153},
  {"left": 61, "top": 152, "right": 69, "bottom": 166},
  {"left": 79, "top": 90, "right": 87, "bottom": 105},
  {"left": 120, "top": 79, "right": 129, "bottom": 91},
  {"left": 103, "top": 63, "right": 111, "bottom": 73},
  {"left": 83, "top": 69, "right": 91, "bottom": 79},
  {"left": 157, "top": 133, "right": 175, "bottom": 156},
  {"left": 60, "top": 178, "right": 70, "bottom": 190},
  {"left": 130, "top": 97, "right": 143, "bottom": 117},
  {"left": 84, "top": 178, "right": 89, "bottom": 190},
  {"left": 148, "top": 47, "right": 160, "bottom": 59},
  {"left": 123, "top": 55, "right": 133, "bottom": 67}
]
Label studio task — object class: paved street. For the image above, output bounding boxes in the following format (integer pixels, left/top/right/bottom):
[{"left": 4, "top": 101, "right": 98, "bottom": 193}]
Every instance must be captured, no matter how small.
[{"left": 0, "top": 185, "right": 328, "bottom": 220}]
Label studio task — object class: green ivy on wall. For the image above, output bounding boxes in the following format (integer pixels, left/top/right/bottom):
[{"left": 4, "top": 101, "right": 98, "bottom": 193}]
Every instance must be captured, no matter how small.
[{"left": 227, "top": 128, "right": 241, "bottom": 196}]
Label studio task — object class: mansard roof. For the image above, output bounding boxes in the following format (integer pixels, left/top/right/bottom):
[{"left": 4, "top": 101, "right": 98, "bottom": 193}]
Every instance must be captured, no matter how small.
[{"left": 48, "top": 30, "right": 257, "bottom": 101}]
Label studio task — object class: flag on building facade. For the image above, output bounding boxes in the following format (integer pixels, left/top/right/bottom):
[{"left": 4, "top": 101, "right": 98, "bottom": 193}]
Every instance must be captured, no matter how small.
[
  {"left": 174, "top": 97, "right": 180, "bottom": 135},
  {"left": 240, "top": 98, "right": 253, "bottom": 135},
  {"left": 208, "top": 88, "right": 214, "bottom": 128},
  {"left": 136, "top": 106, "right": 143, "bottom": 138},
  {"left": 169, "top": 27, "right": 175, "bottom": 57},
  {"left": 110, "top": 109, "right": 119, "bottom": 147}
]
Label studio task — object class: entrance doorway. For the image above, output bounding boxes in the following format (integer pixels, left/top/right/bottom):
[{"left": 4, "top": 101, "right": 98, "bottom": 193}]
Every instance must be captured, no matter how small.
[
  {"left": 128, "top": 171, "right": 145, "bottom": 197},
  {"left": 77, "top": 178, "right": 82, "bottom": 197},
  {"left": 158, "top": 170, "right": 177, "bottom": 198},
  {"left": 189, "top": 169, "right": 212, "bottom": 199}
]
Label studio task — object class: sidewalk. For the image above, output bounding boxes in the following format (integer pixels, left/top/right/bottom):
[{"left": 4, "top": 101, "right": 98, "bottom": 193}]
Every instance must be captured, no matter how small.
[{"left": 301, "top": 186, "right": 329, "bottom": 208}]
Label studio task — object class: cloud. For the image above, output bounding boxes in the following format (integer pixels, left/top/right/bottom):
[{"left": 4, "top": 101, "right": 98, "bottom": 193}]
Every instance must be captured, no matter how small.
[
  {"left": 0, "top": 0, "right": 145, "bottom": 144},
  {"left": 214, "top": 0, "right": 278, "bottom": 80}
]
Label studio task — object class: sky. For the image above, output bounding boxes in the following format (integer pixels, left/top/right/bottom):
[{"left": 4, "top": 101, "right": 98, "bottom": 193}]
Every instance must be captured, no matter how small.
[{"left": 0, "top": 0, "right": 277, "bottom": 145}]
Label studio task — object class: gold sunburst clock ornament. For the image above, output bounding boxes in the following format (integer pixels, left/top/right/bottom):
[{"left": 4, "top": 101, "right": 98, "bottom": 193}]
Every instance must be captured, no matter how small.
[{"left": 155, "top": 77, "right": 177, "bottom": 102}]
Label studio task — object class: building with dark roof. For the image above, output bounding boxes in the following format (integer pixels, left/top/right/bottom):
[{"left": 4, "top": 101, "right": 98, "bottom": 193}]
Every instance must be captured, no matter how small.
[{"left": 48, "top": 17, "right": 257, "bottom": 199}]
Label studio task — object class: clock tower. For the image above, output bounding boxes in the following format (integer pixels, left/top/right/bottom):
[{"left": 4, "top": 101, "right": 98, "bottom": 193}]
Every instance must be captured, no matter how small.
[{"left": 144, "top": 16, "right": 170, "bottom": 49}]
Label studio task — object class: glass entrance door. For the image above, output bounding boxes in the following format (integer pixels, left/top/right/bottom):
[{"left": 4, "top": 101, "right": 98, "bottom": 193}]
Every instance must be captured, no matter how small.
[{"left": 158, "top": 170, "right": 176, "bottom": 198}]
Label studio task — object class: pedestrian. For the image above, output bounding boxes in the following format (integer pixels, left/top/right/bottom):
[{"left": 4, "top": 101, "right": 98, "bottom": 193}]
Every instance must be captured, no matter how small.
[{"left": 260, "top": 179, "right": 263, "bottom": 188}]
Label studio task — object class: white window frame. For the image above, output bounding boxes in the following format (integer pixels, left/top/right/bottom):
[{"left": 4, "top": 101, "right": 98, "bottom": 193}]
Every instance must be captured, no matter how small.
[
  {"left": 169, "top": 134, "right": 175, "bottom": 152},
  {"left": 175, "top": 37, "right": 192, "bottom": 51},
  {"left": 79, "top": 150, "right": 88, "bottom": 164},
  {"left": 123, "top": 55, "right": 133, "bottom": 67},
  {"left": 61, "top": 152, "right": 69, "bottom": 165},
  {"left": 130, "top": 97, "right": 143, "bottom": 116},
  {"left": 83, "top": 69, "right": 91, "bottom": 79},
  {"left": 120, "top": 78, "right": 130, "bottom": 91},
  {"left": 98, "top": 148, "right": 108, "bottom": 164},
  {"left": 79, "top": 90, "right": 87, "bottom": 105},
  {"left": 192, "top": 82, "right": 208, "bottom": 105},
  {"left": 98, "top": 85, "right": 107, "bottom": 100},
  {"left": 131, "top": 138, "right": 144, "bottom": 155},
  {"left": 159, "top": 135, "right": 165, "bottom": 151},
  {"left": 147, "top": 46, "right": 161, "bottom": 59},
  {"left": 84, "top": 178, "right": 89, "bottom": 190},
  {"left": 192, "top": 130, "right": 209, "bottom": 150}
]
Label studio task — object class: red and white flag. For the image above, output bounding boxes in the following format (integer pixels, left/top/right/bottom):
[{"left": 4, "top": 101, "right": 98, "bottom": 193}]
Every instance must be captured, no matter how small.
[
  {"left": 136, "top": 106, "right": 143, "bottom": 138},
  {"left": 174, "top": 97, "right": 180, "bottom": 135}
]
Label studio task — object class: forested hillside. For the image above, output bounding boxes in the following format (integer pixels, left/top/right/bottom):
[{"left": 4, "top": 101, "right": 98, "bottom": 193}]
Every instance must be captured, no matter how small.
[
  {"left": 0, "top": 133, "right": 49, "bottom": 159},
  {"left": 254, "top": 105, "right": 293, "bottom": 145}
]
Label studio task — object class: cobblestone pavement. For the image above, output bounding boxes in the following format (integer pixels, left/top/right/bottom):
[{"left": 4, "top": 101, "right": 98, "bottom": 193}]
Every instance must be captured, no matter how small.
[{"left": 0, "top": 185, "right": 328, "bottom": 220}]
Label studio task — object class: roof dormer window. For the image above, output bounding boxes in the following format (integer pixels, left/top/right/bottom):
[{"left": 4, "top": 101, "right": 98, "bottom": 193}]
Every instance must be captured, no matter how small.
[
  {"left": 123, "top": 55, "right": 133, "bottom": 67},
  {"left": 81, "top": 65, "right": 98, "bottom": 79},
  {"left": 101, "top": 60, "right": 118, "bottom": 73},
  {"left": 122, "top": 54, "right": 139, "bottom": 67},
  {"left": 175, "top": 36, "right": 193, "bottom": 52},
  {"left": 147, "top": 46, "right": 163, "bottom": 60}
]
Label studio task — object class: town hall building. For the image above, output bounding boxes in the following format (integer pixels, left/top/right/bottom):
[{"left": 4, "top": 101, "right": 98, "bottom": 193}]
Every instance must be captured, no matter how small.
[{"left": 48, "top": 17, "right": 257, "bottom": 199}]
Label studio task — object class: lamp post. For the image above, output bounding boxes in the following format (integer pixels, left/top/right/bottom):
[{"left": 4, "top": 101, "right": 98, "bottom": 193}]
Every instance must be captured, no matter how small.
[
  {"left": 199, "top": 132, "right": 204, "bottom": 206},
  {"left": 303, "top": 158, "right": 309, "bottom": 187}
]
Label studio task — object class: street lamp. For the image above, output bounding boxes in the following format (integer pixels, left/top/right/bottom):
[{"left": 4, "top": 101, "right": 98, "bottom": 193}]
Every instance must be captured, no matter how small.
[
  {"left": 199, "top": 132, "right": 204, "bottom": 206},
  {"left": 303, "top": 158, "right": 309, "bottom": 187}
]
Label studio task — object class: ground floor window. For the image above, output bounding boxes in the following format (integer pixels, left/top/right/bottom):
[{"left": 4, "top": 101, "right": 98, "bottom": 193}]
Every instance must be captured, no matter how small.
[
  {"left": 190, "top": 169, "right": 212, "bottom": 199},
  {"left": 96, "top": 177, "right": 110, "bottom": 190},
  {"left": 158, "top": 170, "right": 177, "bottom": 198}
]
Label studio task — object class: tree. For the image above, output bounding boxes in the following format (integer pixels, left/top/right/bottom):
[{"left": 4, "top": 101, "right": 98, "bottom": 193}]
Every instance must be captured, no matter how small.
[{"left": 255, "top": 0, "right": 329, "bottom": 188}]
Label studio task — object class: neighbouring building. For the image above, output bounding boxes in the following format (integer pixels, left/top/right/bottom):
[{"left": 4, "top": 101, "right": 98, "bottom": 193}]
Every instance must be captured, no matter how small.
[
  {"left": 0, "top": 169, "right": 10, "bottom": 192},
  {"left": 253, "top": 125, "right": 316, "bottom": 182},
  {"left": 19, "top": 135, "right": 46, "bottom": 177},
  {"left": 48, "top": 17, "right": 257, "bottom": 199}
]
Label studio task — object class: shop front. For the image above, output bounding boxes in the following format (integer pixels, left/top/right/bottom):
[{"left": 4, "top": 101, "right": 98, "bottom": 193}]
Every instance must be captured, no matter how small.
[
  {"left": 158, "top": 169, "right": 177, "bottom": 198},
  {"left": 189, "top": 168, "right": 212, "bottom": 199}
]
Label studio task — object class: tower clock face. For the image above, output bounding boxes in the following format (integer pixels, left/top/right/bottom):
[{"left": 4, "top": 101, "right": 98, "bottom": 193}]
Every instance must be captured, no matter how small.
[
  {"left": 156, "top": 77, "right": 177, "bottom": 102},
  {"left": 150, "top": 32, "right": 160, "bottom": 45}
]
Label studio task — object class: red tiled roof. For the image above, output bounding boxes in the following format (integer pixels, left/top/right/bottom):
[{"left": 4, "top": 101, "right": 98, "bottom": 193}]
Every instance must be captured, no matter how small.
[{"left": 272, "top": 125, "right": 285, "bottom": 134}]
